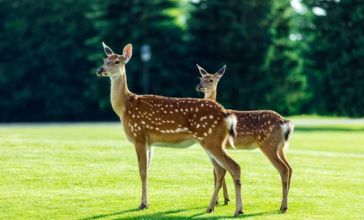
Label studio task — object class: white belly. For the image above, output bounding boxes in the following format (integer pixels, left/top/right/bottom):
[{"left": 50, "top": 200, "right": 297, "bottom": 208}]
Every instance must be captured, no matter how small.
[{"left": 151, "top": 139, "right": 198, "bottom": 148}]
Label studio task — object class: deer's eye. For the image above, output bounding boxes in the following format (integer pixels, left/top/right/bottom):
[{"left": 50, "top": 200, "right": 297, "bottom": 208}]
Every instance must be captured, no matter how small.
[
  {"left": 209, "top": 79, "right": 213, "bottom": 83},
  {"left": 114, "top": 60, "right": 120, "bottom": 64}
]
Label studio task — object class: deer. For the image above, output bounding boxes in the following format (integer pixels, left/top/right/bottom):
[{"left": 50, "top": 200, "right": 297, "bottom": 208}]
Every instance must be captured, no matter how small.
[
  {"left": 195, "top": 64, "right": 294, "bottom": 213},
  {"left": 95, "top": 42, "right": 245, "bottom": 217}
]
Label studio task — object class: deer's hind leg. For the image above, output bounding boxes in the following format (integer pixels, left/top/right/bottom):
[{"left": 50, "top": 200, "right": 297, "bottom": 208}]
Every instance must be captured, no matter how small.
[
  {"left": 208, "top": 160, "right": 227, "bottom": 212},
  {"left": 260, "top": 142, "right": 290, "bottom": 213},
  {"left": 205, "top": 146, "right": 243, "bottom": 217},
  {"left": 278, "top": 146, "right": 292, "bottom": 195},
  {"left": 213, "top": 168, "right": 230, "bottom": 206}
]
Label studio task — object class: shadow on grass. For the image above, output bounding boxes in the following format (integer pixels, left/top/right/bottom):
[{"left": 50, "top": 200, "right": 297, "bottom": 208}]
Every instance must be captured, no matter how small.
[
  {"left": 80, "top": 206, "right": 281, "bottom": 220},
  {"left": 79, "top": 208, "right": 140, "bottom": 220}
]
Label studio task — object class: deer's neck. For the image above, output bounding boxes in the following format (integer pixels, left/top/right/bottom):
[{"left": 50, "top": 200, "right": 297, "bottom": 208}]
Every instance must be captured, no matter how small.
[
  {"left": 110, "top": 66, "right": 131, "bottom": 117},
  {"left": 204, "top": 89, "right": 217, "bottom": 101}
]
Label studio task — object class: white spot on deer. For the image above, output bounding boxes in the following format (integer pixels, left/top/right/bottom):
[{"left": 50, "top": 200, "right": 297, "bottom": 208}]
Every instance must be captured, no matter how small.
[
  {"left": 201, "top": 104, "right": 204, "bottom": 107},
  {"left": 195, "top": 108, "right": 199, "bottom": 112},
  {"left": 209, "top": 115, "right": 214, "bottom": 119},
  {"left": 208, "top": 128, "right": 212, "bottom": 134},
  {"left": 175, "top": 109, "right": 179, "bottom": 112},
  {"left": 214, "top": 120, "right": 218, "bottom": 124},
  {"left": 203, "top": 132, "right": 207, "bottom": 137},
  {"left": 155, "top": 127, "right": 160, "bottom": 131},
  {"left": 196, "top": 124, "right": 200, "bottom": 128},
  {"left": 132, "top": 115, "right": 135, "bottom": 118}
]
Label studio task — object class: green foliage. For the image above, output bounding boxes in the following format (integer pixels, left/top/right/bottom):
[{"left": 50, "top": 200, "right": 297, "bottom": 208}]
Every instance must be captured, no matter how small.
[
  {"left": 187, "top": 0, "right": 273, "bottom": 111},
  {"left": 303, "top": 0, "right": 364, "bottom": 116},
  {"left": 0, "top": 0, "right": 98, "bottom": 121},
  {"left": 261, "top": 1, "right": 309, "bottom": 114},
  {"left": 0, "top": 0, "right": 363, "bottom": 121}
]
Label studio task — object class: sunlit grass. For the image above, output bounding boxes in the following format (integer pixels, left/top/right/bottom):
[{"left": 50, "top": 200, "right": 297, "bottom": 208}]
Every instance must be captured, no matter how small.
[{"left": 1, "top": 120, "right": 363, "bottom": 219}]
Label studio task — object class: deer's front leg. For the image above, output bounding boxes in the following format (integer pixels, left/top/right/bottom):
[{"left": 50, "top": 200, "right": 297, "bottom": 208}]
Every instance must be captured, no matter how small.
[{"left": 135, "top": 141, "right": 148, "bottom": 209}]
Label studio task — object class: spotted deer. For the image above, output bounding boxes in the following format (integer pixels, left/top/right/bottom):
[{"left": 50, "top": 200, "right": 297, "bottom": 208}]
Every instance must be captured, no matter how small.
[
  {"left": 196, "top": 64, "right": 294, "bottom": 213},
  {"left": 95, "top": 43, "right": 244, "bottom": 217}
]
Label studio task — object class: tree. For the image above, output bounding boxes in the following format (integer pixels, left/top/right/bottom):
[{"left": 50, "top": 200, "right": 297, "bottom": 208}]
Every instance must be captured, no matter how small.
[
  {"left": 0, "top": 0, "right": 97, "bottom": 121},
  {"left": 187, "top": 0, "right": 274, "bottom": 111},
  {"left": 304, "top": 0, "right": 364, "bottom": 116},
  {"left": 261, "top": 0, "right": 309, "bottom": 114}
]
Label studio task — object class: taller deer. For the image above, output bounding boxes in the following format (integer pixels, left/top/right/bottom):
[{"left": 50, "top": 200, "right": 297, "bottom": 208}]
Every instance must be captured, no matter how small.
[
  {"left": 95, "top": 43, "right": 244, "bottom": 216},
  {"left": 196, "top": 64, "right": 294, "bottom": 213}
]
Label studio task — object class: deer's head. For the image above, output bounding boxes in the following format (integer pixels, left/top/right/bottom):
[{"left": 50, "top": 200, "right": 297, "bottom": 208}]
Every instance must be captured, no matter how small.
[
  {"left": 195, "top": 64, "right": 226, "bottom": 94},
  {"left": 96, "top": 42, "right": 133, "bottom": 78}
]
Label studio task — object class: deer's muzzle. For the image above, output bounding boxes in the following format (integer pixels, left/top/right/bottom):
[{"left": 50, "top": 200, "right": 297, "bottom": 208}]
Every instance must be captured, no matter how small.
[
  {"left": 96, "top": 67, "right": 105, "bottom": 76},
  {"left": 196, "top": 84, "right": 205, "bottom": 93}
]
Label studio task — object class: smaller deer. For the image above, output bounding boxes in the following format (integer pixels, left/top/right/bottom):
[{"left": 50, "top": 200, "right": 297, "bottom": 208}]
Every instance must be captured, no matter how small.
[{"left": 196, "top": 64, "right": 294, "bottom": 213}]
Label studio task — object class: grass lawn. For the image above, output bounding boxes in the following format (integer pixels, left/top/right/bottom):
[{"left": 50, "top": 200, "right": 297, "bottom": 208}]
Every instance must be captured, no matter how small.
[{"left": 1, "top": 119, "right": 364, "bottom": 219}]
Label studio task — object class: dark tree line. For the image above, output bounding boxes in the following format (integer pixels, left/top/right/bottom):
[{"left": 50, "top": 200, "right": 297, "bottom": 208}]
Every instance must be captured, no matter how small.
[{"left": 0, "top": 0, "right": 363, "bottom": 122}]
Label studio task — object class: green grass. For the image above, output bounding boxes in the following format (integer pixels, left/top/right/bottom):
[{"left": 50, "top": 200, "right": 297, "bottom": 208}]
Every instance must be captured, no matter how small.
[{"left": 1, "top": 120, "right": 364, "bottom": 219}]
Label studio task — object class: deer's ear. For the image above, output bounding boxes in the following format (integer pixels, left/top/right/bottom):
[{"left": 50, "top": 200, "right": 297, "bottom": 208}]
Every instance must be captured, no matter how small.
[
  {"left": 216, "top": 65, "right": 226, "bottom": 77},
  {"left": 122, "top": 43, "right": 133, "bottom": 63},
  {"left": 102, "top": 42, "right": 114, "bottom": 57},
  {"left": 196, "top": 64, "right": 208, "bottom": 76}
]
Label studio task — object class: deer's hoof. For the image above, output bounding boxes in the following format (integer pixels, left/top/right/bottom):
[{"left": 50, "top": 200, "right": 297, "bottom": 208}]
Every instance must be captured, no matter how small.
[
  {"left": 224, "top": 198, "right": 230, "bottom": 205},
  {"left": 206, "top": 207, "right": 214, "bottom": 213},
  {"left": 233, "top": 209, "right": 244, "bottom": 217},
  {"left": 138, "top": 203, "right": 149, "bottom": 210},
  {"left": 280, "top": 206, "right": 287, "bottom": 213}
]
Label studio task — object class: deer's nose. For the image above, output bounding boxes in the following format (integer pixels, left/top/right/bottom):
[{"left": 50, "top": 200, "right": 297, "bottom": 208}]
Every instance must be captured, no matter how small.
[
  {"left": 96, "top": 67, "right": 104, "bottom": 75},
  {"left": 196, "top": 84, "right": 202, "bottom": 92}
]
